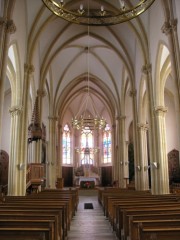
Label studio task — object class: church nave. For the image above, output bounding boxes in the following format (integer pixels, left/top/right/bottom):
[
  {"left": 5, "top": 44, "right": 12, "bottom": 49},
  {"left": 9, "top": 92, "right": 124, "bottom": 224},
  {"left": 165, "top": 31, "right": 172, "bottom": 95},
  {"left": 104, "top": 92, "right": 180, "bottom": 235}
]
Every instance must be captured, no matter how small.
[{"left": 67, "top": 190, "right": 117, "bottom": 240}]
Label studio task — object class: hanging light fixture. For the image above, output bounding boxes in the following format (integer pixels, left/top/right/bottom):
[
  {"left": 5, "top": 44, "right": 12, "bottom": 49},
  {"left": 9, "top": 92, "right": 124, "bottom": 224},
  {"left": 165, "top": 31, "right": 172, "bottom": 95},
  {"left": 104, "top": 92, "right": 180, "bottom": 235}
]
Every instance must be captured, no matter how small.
[
  {"left": 71, "top": 93, "right": 106, "bottom": 130},
  {"left": 42, "top": 0, "right": 155, "bottom": 26},
  {"left": 71, "top": 10, "right": 106, "bottom": 131}
]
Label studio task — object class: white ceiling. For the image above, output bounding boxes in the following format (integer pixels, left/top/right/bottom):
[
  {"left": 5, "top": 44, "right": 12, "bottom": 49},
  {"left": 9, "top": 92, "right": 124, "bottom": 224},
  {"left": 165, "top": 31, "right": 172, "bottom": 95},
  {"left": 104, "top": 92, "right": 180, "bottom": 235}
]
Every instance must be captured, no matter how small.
[{"left": 23, "top": 0, "right": 157, "bottom": 125}]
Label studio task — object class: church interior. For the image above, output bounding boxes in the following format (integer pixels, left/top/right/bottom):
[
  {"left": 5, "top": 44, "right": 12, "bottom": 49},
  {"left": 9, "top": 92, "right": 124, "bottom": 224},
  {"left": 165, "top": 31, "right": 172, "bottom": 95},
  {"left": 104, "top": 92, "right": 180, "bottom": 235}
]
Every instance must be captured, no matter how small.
[{"left": 1, "top": 0, "right": 180, "bottom": 239}]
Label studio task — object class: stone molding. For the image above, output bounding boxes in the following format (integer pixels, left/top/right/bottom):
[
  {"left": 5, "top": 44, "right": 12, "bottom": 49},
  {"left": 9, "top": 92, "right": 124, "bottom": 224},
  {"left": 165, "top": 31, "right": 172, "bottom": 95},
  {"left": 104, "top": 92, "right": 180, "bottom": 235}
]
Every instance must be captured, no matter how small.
[
  {"left": 137, "top": 123, "right": 149, "bottom": 131},
  {"left": 161, "top": 19, "right": 177, "bottom": 35},
  {"left": 9, "top": 105, "right": 22, "bottom": 116},
  {"left": 0, "top": 18, "right": 16, "bottom": 34},
  {"left": 154, "top": 106, "right": 168, "bottom": 116},
  {"left": 141, "top": 64, "right": 152, "bottom": 75}
]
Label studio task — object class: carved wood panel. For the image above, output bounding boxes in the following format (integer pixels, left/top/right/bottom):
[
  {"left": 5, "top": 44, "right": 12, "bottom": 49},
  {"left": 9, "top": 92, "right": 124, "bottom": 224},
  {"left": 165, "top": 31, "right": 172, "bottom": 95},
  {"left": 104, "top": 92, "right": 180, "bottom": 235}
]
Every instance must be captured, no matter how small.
[
  {"left": 101, "top": 166, "right": 112, "bottom": 187},
  {"left": 0, "top": 150, "right": 9, "bottom": 186},
  {"left": 168, "top": 149, "right": 180, "bottom": 183}
]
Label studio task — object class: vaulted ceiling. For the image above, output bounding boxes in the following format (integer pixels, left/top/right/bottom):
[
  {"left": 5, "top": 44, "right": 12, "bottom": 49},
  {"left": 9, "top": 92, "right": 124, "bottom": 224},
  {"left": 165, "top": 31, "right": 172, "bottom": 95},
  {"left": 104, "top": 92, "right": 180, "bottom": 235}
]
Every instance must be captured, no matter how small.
[{"left": 22, "top": 0, "right": 157, "bottom": 125}]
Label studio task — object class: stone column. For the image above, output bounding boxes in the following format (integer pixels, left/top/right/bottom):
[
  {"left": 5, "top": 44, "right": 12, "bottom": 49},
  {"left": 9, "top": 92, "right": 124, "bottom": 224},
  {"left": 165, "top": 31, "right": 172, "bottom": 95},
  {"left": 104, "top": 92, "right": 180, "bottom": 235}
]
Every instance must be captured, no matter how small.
[
  {"left": 115, "top": 117, "right": 121, "bottom": 186},
  {"left": 141, "top": 64, "right": 157, "bottom": 194},
  {"left": 8, "top": 105, "right": 22, "bottom": 195},
  {"left": 35, "top": 90, "right": 46, "bottom": 164},
  {"left": 18, "top": 64, "right": 34, "bottom": 196},
  {"left": 119, "top": 116, "right": 126, "bottom": 188},
  {"left": 129, "top": 89, "right": 141, "bottom": 190},
  {"left": 137, "top": 123, "right": 149, "bottom": 190},
  {"left": 48, "top": 116, "right": 58, "bottom": 188},
  {"left": 124, "top": 141, "right": 129, "bottom": 188},
  {"left": 0, "top": 18, "right": 16, "bottom": 148},
  {"left": 111, "top": 123, "right": 116, "bottom": 181},
  {"left": 154, "top": 106, "right": 169, "bottom": 194},
  {"left": 56, "top": 124, "right": 62, "bottom": 178}
]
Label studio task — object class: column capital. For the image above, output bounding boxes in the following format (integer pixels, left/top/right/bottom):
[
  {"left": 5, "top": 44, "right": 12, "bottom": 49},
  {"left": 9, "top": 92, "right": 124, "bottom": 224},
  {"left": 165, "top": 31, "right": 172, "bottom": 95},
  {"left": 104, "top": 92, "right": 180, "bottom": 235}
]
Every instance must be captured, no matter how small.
[
  {"left": 141, "top": 64, "right": 152, "bottom": 75},
  {"left": 137, "top": 123, "right": 149, "bottom": 131},
  {"left": 0, "top": 18, "right": 16, "bottom": 34},
  {"left": 154, "top": 106, "right": 168, "bottom": 116},
  {"left": 24, "top": 64, "right": 35, "bottom": 74},
  {"left": 116, "top": 115, "right": 126, "bottom": 121},
  {"left": 9, "top": 105, "right": 23, "bottom": 116},
  {"left": 129, "top": 89, "right": 137, "bottom": 97},
  {"left": 48, "top": 116, "right": 58, "bottom": 121},
  {"left": 170, "top": 19, "right": 178, "bottom": 32},
  {"left": 37, "top": 89, "right": 47, "bottom": 97},
  {"left": 161, "top": 20, "right": 177, "bottom": 35},
  {"left": 161, "top": 21, "right": 171, "bottom": 35},
  {"left": 6, "top": 20, "right": 16, "bottom": 34}
]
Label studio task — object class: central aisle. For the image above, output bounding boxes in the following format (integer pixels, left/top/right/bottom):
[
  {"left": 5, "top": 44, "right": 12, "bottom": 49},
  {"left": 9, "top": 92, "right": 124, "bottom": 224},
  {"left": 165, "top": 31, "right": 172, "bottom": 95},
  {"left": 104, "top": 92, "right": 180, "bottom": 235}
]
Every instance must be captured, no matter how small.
[{"left": 67, "top": 189, "right": 117, "bottom": 240}]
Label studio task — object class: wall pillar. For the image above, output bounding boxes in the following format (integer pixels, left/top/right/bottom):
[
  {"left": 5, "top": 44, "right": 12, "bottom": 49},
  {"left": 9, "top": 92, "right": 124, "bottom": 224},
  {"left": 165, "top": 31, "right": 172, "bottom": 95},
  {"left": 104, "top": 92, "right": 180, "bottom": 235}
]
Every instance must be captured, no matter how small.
[
  {"left": 57, "top": 124, "right": 62, "bottom": 178},
  {"left": 17, "top": 64, "right": 34, "bottom": 196},
  {"left": 36, "top": 89, "right": 47, "bottom": 164},
  {"left": 115, "top": 116, "right": 122, "bottom": 187},
  {"left": 119, "top": 116, "right": 126, "bottom": 188},
  {"left": 48, "top": 116, "right": 58, "bottom": 188},
  {"left": 113, "top": 119, "right": 118, "bottom": 183},
  {"left": 124, "top": 141, "right": 129, "bottom": 187},
  {"left": 141, "top": 64, "right": 157, "bottom": 194},
  {"left": 154, "top": 106, "right": 169, "bottom": 194},
  {"left": 137, "top": 123, "right": 149, "bottom": 190},
  {"left": 8, "top": 105, "right": 22, "bottom": 195},
  {"left": 110, "top": 123, "right": 116, "bottom": 182},
  {"left": 129, "top": 90, "right": 140, "bottom": 190}
]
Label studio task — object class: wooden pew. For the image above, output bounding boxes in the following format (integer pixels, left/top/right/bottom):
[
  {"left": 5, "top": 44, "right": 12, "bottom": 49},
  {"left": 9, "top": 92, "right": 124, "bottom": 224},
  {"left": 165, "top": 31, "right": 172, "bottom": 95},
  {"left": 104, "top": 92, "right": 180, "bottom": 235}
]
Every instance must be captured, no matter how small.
[
  {"left": 97, "top": 188, "right": 180, "bottom": 240},
  {"left": 129, "top": 215, "right": 180, "bottom": 240},
  {"left": 0, "top": 205, "right": 64, "bottom": 240},
  {"left": 0, "top": 188, "right": 79, "bottom": 240},
  {"left": 103, "top": 192, "right": 179, "bottom": 229},
  {"left": 107, "top": 195, "right": 179, "bottom": 228},
  {"left": 0, "top": 210, "right": 61, "bottom": 240},
  {"left": 4, "top": 188, "right": 78, "bottom": 228},
  {"left": 1, "top": 200, "right": 69, "bottom": 239},
  {"left": 120, "top": 204, "right": 180, "bottom": 239},
  {"left": 0, "top": 218, "right": 55, "bottom": 240},
  {"left": 139, "top": 223, "right": 180, "bottom": 240},
  {"left": 39, "top": 188, "right": 79, "bottom": 215}
]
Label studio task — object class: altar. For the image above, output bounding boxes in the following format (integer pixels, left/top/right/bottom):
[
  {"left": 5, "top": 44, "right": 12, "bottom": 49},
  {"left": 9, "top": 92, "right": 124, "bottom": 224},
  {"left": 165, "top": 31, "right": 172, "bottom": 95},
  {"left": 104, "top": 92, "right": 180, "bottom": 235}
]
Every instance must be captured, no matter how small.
[
  {"left": 79, "top": 177, "right": 97, "bottom": 185},
  {"left": 74, "top": 165, "right": 100, "bottom": 187},
  {"left": 75, "top": 176, "right": 100, "bottom": 186}
]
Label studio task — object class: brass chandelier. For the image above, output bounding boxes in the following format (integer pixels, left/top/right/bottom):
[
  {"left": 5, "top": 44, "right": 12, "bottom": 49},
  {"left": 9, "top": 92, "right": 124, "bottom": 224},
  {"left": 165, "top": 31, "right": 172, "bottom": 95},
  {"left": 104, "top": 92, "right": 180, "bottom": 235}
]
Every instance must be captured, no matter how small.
[
  {"left": 71, "top": 20, "right": 106, "bottom": 131},
  {"left": 42, "top": 0, "right": 155, "bottom": 26},
  {"left": 71, "top": 94, "right": 106, "bottom": 130}
]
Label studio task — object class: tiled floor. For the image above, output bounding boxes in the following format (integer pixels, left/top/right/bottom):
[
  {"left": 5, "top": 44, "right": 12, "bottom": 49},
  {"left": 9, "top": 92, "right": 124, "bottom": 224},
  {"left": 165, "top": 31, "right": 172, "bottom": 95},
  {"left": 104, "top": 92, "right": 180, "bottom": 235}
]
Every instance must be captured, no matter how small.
[{"left": 67, "top": 189, "right": 117, "bottom": 240}]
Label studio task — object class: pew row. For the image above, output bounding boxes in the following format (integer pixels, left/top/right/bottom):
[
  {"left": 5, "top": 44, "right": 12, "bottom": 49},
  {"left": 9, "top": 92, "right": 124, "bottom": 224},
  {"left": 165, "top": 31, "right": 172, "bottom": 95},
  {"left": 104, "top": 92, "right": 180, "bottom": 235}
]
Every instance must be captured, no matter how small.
[
  {"left": 97, "top": 187, "right": 180, "bottom": 240},
  {"left": 0, "top": 187, "right": 79, "bottom": 240}
]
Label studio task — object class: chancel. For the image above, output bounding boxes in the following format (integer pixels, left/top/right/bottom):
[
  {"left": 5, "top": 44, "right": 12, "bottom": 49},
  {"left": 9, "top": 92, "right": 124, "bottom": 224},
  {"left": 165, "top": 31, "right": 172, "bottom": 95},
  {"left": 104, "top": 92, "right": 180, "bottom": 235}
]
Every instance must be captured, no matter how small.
[
  {"left": 1, "top": 0, "right": 180, "bottom": 239},
  {"left": 74, "top": 127, "right": 100, "bottom": 187}
]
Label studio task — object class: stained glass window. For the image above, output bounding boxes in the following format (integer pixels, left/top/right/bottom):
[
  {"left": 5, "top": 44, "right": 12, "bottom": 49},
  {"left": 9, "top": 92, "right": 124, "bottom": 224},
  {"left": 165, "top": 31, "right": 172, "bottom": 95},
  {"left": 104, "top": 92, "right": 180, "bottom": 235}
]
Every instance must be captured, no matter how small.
[
  {"left": 62, "top": 124, "right": 71, "bottom": 164},
  {"left": 103, "top": 124, "right": 111, "bottom": 163}
]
